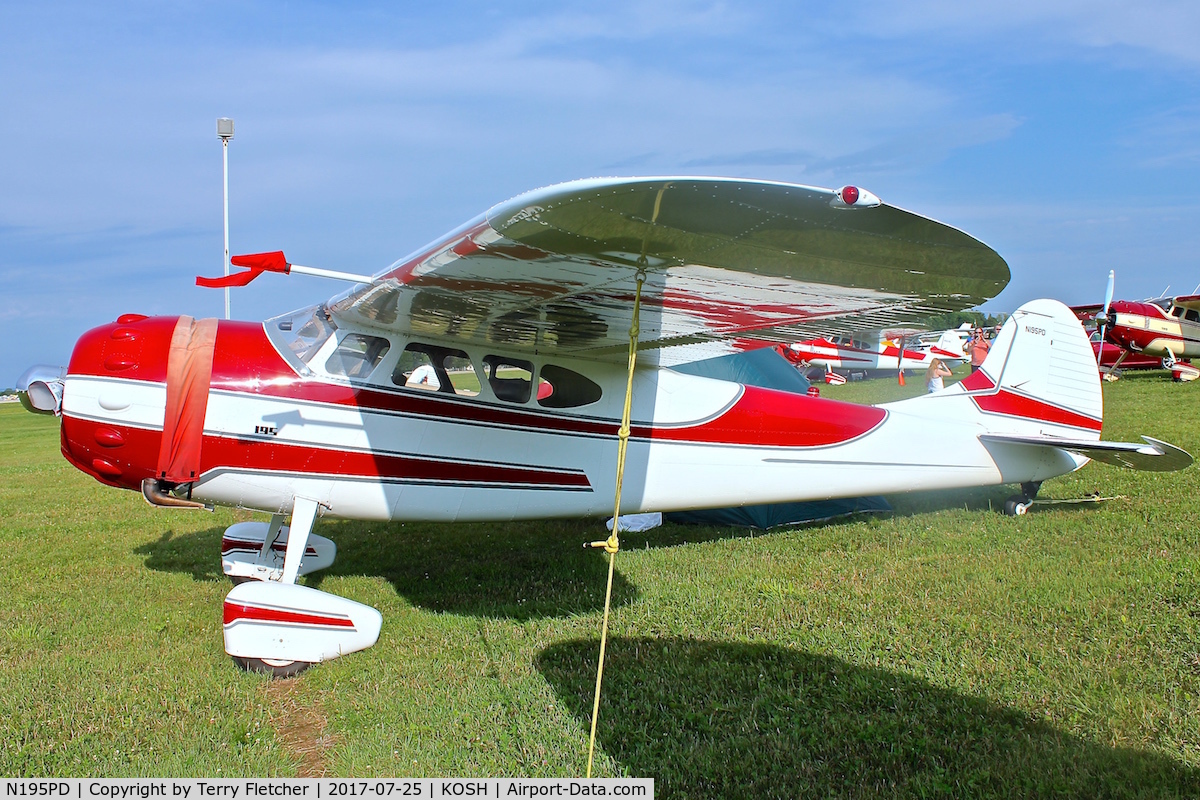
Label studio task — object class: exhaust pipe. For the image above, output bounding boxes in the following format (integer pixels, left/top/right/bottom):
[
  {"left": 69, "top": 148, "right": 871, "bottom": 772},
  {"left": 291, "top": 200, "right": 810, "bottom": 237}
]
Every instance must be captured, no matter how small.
[
  {"left": 141, "top": 478, "right": 211, "bottom": 510},
  {"left": 17, "top": 365, "right": 66, "bottom": 415}
]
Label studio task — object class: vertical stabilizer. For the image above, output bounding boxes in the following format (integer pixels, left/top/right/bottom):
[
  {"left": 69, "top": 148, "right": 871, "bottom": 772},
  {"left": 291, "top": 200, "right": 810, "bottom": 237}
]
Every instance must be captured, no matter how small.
[{"left": 959, "top": 299, "right": 1103, "bottom": 438}]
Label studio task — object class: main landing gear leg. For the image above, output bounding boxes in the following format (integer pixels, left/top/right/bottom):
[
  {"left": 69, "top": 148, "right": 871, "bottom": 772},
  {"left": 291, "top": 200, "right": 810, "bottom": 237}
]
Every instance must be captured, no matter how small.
[
  {"left": 1103, "top": 349, "right": 1129, "bottom": 382},
  {"left": 1003, "top": 480, "right": 1042, "bottom": 516},
  {"left": 280, "top": 497, "right": 318, "bottom": 585},
  {"left": 257, "top": 513, "right": 285, "bottom": 561}
]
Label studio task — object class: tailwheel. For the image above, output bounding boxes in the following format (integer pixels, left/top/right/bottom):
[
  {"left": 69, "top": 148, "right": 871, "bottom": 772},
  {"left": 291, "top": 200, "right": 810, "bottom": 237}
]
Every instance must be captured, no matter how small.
[
  {"left": 1003, "top": 496, "right": 1032, "bottom": 516},
  {"left": 231, "top": 655, "right": 313, "bottom": 679},
  {"left": 1003, "top": 481, "right": 1041, "bottom": 516}
]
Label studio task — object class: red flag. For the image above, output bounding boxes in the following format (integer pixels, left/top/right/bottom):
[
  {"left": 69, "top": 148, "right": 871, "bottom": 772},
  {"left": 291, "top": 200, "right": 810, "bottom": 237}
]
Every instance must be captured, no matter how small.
[{"left": 196, "top": 251, "right": 290, "bottom": 288}]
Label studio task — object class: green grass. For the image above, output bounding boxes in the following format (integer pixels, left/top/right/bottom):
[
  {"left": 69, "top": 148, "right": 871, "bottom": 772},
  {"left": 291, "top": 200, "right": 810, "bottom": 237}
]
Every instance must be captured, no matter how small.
[{"left": 1, "top": 371, "right": 1199, "bottom": 796}]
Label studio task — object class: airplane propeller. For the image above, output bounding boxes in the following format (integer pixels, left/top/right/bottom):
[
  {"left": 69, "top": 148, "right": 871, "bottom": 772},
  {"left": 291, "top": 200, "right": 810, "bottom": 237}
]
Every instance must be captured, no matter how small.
[{"left": 1095, "top": 269, "right": 1115, "bottom": 364}]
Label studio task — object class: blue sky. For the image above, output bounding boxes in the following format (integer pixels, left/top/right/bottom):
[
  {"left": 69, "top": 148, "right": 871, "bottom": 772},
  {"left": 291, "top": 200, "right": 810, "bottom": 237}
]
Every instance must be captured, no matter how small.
[{"left": 4, "top": 1, "right": 1200, "bottom": 386}]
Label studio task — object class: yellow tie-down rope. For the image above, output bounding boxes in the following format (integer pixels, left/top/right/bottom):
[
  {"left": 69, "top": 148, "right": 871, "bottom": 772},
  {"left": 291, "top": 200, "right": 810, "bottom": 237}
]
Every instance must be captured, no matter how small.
[{"left": 585, "top": 267, "right": 646, "bottom": 778}]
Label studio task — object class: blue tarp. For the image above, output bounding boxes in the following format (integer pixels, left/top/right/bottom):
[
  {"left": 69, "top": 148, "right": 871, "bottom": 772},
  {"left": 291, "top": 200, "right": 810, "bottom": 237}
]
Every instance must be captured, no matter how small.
[
  {"left": 667, "top": 348, "right": 890, "bottom": 529},
  {"left": 665, "top": 495, "right": 891, "bottom": 530},
  {"left": 672, "top": 346, "right": 812, "bottom": 394}
]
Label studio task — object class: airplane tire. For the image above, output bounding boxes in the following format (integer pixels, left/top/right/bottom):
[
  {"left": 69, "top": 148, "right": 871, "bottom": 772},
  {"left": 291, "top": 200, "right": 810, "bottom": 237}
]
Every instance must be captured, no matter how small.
[
  {"left": 1003, "top": 496, "right": 1031, "bottom": 516},
  {"left": 231, "top": 656, "right": 313, "bottom": 678}
]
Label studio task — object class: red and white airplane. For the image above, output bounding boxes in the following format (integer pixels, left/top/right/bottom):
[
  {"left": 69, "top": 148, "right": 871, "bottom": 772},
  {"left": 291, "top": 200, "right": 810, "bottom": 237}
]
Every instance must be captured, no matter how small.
[
  {"left": 18, "top": 177, "right": 1192, "bottom": 676},
  {"left": 779, "top": 326, "right": 968, "bottom": 381},
  {"left": 1074, "top": 271, "right": 1200, "bottom": 380}
]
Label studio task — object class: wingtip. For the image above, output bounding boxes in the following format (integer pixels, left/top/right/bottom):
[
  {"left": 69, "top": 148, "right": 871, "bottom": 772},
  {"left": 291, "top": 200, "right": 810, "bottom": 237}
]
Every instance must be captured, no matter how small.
[{"left": 1139, "top": 436, "right": 1194, "bottom": 471}]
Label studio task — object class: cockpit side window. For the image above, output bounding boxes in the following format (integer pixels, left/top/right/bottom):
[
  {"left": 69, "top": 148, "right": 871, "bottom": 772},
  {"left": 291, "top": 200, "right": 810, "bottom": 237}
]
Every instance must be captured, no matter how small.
[
  {"left": 537, "top": 364, "right": 602, "bottom": 408},
  {"left": 325, "top": 333, "right": 390, "bottom": 380},
  {"left": 392, "top": 343, "right": 481, "bottom": 396},
  {"left": 483, "top": 355, "right": 533, "bottom": 403}
]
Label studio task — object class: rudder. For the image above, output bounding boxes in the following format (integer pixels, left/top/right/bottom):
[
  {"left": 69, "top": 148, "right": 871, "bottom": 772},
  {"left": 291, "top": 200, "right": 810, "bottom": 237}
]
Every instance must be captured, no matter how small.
[{"left": 962, "top": 299, "right": 1103, "bottom": 436}]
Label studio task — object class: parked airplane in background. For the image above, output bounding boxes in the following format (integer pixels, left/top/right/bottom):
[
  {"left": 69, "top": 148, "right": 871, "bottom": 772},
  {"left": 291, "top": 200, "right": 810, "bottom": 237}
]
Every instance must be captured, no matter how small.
[
  {"left": 18, "top": 177, "right": 1192, "bottom": 677},
  {"left": 1073, "top": 271, "right": 1200, "bottom": 381},
  {"left": 780, "top": 326, "right": 968, "bottom": 382}
]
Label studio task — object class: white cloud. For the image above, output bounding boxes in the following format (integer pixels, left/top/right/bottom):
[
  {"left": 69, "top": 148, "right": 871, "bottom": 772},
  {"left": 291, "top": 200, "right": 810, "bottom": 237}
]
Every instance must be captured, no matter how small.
[{"left": 846, "top": 0, "right": 1200, "bottom": 66}]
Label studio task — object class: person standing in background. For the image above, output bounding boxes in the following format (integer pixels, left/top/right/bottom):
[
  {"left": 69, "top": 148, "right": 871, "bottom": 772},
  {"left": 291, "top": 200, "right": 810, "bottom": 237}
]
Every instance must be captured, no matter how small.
[
  {"left": 925, "top": 358, "right": 952, "bottom": 393},
  {"left": 969, "top": 328, "right": 990, "bottom": 373}
]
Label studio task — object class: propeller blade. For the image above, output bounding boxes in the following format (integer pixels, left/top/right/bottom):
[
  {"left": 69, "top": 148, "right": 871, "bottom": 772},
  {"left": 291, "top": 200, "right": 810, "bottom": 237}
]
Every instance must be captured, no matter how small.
[{"left": 1096, "top": 269, "right": 1115, "bottom": 365}]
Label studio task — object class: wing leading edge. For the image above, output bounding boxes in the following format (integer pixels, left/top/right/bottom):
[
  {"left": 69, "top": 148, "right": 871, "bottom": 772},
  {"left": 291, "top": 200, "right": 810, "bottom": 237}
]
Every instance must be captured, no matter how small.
[{"left": 328, "top": 177, "right": 1010, "bottom": 366}]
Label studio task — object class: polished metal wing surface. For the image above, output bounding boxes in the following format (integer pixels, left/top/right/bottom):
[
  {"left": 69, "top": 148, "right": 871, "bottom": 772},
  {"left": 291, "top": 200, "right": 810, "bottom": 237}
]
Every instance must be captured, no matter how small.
[{"left": 327, "top": 177, "right": 1010, "bottom": 365}]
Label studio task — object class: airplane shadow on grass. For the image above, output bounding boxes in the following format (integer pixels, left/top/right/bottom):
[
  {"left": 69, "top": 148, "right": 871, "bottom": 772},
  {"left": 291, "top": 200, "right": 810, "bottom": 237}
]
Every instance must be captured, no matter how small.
[
  {"left": 133, "top": 516, "right": 636, "bottom": 621},
  {"left": 133, "top": 484, "right": 1106, "bottom": 618},
  {"left": 537, "top": 637, "right": 1200, "bottom": 799}
]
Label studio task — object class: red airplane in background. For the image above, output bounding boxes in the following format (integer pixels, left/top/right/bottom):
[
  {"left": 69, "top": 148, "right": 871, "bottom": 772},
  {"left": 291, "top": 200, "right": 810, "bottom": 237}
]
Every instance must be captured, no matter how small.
[{"left": 1073, "top": 271, "right": 1199, "bottom": 381}]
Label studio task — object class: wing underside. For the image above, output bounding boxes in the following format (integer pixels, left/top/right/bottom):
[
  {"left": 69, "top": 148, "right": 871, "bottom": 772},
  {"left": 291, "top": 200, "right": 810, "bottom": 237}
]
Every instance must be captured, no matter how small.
[{"left": 328, "top": 177, "right": 1010, "bottom": 365}]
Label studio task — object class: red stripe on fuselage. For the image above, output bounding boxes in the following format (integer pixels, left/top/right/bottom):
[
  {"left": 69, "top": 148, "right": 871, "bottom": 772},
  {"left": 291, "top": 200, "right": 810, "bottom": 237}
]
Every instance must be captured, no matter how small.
[
  {"left": 61, "top": 414, "right": 590, "bottom": 490},
  {"left": 958, "top": 370, "right": 996, "bottom": 392},
  {"left": 646, "top": 385, "right": 886, "bottom": 447},
  {"left": 66, "top": 319, "right": 890, "bottom": 497},
  {"left": 206, "top": 323, "right": 888, "bottom": 448},
  {"left": 201, "top": 434, "right": 592, "bottom": 488},
  {"left": 960, "top": 369, "right": 1099, "bottom": 430},
  {"left": 972, "top": 390, "right": 1102, "bottom": 432}
]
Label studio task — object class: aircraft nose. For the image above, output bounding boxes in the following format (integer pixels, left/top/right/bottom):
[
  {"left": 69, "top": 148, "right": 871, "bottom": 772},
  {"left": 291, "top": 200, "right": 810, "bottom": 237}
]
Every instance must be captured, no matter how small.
[
  {"left": 17, "top": 364, "right": 66, "bottom": 415},
  {"left": 58, "top": 314, "right": 182, "bottom": 491}
]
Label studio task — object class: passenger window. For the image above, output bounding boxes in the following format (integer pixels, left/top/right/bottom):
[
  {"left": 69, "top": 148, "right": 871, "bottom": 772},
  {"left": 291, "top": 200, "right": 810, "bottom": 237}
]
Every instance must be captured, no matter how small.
[
  {"left": 325, "top": 333, "right": 390, "bottom": 379},
  {"left": 537, "top": 364, "right": 603, "bottom": 409},
  {"left": 483, "top": 355, "right": 533, "bottom": 403},
  {"left": 392, "top": 344, "right": 481, "bottom": 396},
  {"left": 1187, "top": 309, "right": 1200, "bottom": 323}
]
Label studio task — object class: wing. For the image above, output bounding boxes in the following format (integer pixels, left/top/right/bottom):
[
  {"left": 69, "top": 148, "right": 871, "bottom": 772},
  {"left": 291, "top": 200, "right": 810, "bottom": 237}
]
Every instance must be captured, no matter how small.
[
  {"left": 1172, "top": 295, "right": 1200, "bottom": 312},
  {"left": 328, "top": 177, "right": 1010, "bottom": 366},
  {"left": 1070, "top": 303, "right": 1104, "bottom": 323}
]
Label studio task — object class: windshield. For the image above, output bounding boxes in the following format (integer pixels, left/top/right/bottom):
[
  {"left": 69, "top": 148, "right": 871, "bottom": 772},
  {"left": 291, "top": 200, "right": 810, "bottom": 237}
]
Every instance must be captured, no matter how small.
[{"left": 266, "top": 304, "right": 338, "bottom": 364}]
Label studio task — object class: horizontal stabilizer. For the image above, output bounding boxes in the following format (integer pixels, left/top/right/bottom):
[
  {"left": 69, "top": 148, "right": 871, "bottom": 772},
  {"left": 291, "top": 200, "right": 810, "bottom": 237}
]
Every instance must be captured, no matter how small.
[{"left": 979, "top": 434, "right": 1193, "bottom": 472}]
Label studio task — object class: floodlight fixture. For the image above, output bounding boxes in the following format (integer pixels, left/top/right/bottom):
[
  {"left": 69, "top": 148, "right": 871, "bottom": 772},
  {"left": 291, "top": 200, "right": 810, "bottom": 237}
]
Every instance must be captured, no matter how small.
[{"left": 217, "top": 117, "right": 235, "bottom": 140}]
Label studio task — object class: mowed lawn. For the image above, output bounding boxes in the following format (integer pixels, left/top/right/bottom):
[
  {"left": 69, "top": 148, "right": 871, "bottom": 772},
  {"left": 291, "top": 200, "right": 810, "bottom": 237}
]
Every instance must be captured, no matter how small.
[{"left": 1, "top": 369, "right": 1199, "bottom": 796}]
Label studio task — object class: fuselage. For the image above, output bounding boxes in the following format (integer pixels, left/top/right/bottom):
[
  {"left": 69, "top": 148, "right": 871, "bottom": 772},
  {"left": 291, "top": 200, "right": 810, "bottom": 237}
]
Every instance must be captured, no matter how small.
[
  {"left": 1107, "top": 298, "right": 1200, "bottom": 360},
  {"left": 57, "top": 308, "right": 1097, "bottom": 522},
  {"left": 783, "top": 334, "right": 963, "bottom": 376}
]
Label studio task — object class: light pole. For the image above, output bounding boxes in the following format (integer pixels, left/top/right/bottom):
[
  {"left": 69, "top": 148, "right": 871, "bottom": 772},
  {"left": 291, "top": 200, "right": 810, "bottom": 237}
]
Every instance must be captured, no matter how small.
[{"left": 217, "top": 117, "right": 235, "bottom": 320}]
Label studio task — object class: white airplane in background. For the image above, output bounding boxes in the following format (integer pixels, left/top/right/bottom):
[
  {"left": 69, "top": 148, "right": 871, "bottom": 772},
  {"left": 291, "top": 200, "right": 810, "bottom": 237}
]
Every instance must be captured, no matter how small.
[
  {"left": 780, "top": 326, "right": 969, "bottom": 382},
  {"left": 19, "top": 177, "right": 1191, "bottom": 678}
]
